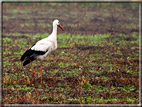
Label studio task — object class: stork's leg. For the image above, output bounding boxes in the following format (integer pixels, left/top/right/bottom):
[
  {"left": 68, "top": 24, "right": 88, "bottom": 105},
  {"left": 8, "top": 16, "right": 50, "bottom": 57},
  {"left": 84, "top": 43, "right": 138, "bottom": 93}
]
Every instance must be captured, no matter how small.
[
  {"left": 29, "top": 58, "right": 35, "bottom": 77},
  {"left": 40, "top": 61, "right": 43, "bottom": 84}
]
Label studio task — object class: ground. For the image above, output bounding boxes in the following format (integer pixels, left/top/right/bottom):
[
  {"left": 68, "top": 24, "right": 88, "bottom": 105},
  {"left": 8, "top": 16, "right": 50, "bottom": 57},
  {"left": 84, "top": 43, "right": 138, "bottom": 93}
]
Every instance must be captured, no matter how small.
[{"left": 2, "top": 3, "right": 140, "bottom": 104}]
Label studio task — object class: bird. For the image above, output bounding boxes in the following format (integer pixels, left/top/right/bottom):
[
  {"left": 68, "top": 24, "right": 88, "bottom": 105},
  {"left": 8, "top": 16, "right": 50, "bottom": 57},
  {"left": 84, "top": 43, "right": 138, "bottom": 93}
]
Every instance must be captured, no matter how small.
[{"left": 20, "top": 19, "right": 65, "bottom": 84}]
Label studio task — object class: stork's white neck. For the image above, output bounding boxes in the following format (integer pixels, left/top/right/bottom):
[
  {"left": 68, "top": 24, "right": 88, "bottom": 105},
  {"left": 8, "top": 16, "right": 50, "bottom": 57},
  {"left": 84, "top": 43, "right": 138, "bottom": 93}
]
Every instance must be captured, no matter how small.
[{"left": 51, "top": 24, "right": 58, "bottom": 37}]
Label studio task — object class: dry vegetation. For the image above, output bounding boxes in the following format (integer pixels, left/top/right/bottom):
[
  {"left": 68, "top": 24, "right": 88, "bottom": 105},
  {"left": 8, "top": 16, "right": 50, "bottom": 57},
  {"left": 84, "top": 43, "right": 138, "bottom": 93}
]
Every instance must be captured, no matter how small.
[{"left": 2, "top": 3, "right": 139, "bottom": 104}]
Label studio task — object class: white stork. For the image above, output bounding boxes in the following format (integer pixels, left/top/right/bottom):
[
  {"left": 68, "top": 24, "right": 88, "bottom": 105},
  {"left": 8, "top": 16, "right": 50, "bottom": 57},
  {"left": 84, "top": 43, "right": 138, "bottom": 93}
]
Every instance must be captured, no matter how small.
[{"left": 20, "top": 19, "right": 65, "bottom": 84}]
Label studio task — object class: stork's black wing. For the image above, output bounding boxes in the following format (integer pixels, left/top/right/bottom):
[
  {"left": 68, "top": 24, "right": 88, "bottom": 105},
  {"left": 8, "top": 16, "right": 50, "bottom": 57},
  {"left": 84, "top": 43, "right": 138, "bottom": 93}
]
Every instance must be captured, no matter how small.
[{"left": 20, "top": 48, "right": 48, "bottom": 66}]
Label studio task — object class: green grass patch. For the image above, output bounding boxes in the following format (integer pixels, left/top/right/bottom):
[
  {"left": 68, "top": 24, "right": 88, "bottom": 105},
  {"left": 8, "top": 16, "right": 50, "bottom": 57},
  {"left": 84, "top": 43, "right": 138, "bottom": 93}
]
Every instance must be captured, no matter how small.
[{"left": 2, "top": 31, "right": 139, "bottom": 104}]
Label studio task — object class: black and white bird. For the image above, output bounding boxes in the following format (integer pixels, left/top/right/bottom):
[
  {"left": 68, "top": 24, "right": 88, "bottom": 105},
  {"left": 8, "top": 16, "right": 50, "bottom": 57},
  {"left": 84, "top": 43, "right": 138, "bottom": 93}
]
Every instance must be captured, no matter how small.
[{"left": 20, "top": 19, "right": 65, "bottom": 84}]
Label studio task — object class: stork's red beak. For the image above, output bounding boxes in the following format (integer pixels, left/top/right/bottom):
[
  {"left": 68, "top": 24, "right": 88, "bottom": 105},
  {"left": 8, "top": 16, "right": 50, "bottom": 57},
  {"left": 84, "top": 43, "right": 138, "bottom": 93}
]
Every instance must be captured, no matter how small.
[{"left": 58, "top": 24, "right": 65, "bottom": 31}]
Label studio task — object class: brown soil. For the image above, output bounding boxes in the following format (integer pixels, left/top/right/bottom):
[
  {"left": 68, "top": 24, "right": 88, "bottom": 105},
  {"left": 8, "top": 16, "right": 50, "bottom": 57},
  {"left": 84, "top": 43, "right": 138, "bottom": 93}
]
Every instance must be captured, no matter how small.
[{"left": 2, "top": 3, "right": 140, "bottom": 104}]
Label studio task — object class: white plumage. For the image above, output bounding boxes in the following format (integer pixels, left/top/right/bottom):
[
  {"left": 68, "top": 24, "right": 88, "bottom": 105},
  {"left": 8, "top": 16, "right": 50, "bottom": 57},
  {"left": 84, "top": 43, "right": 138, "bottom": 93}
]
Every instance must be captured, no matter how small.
[{"left": 20, "top": 19, "right": 65, "bottom": 83}]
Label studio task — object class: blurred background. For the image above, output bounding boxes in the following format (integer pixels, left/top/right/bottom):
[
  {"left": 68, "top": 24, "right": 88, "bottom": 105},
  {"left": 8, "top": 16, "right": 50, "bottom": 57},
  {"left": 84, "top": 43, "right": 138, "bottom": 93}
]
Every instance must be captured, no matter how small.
[{"left": 3, "top": 3, "right": 139, "bottom": 36}]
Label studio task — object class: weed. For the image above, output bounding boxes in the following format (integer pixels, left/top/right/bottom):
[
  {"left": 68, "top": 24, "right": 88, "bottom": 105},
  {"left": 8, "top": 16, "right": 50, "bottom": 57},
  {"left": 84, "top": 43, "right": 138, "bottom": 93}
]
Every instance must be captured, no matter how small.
[
  {"left": 82, "top": 83, "right": 92, "bottom": 90},
  {"left": 2, "top": 3, "right": 139, "bottom": 104}
]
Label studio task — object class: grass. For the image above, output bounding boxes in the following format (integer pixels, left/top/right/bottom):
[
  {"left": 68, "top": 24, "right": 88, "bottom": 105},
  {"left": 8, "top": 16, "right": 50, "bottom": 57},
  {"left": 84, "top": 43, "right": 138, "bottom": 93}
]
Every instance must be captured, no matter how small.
[
  {"left": 7, "top": 9, "right": 31, "bottom": 14},
  {"left": 36, "top": 23, "right": 52, "bottom": 28},
  {"left": 5, "top": 2, "right": 138, "bottom": 9},
  {"left": 2, "top": 32, "right": 139, "bottom": 104},
  {"left": 20, "top": 23, "right": 35, "bottom": 27},
  {"left": 57, "top": 33, "right": 110, "bottom": 47},
  {"left": 2, "top": 3, "right": 139, "bottom": 104}
]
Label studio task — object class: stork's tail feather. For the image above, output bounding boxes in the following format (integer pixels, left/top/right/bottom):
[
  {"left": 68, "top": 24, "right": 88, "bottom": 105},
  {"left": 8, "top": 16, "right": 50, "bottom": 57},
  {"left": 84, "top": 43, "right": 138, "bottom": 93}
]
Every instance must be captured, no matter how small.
[
  {"left": 20, "top": 50, "right": 29, "bottom": 61},
  {"left": 23, "top": 57, "right": 35, "bottom": 66}
]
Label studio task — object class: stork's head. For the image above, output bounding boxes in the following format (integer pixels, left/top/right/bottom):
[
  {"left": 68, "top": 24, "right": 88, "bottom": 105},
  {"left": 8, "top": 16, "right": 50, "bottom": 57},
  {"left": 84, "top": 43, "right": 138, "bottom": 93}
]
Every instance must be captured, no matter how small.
[{"left": 53, "top": 19, "right": 65, "bottom": 31}]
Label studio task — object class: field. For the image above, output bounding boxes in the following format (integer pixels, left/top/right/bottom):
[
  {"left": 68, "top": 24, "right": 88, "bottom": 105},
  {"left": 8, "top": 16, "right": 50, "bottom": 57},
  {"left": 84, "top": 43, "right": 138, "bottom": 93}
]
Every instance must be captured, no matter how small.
[{"left": 2, "top": 3, "right": 140, "bottom": 104}]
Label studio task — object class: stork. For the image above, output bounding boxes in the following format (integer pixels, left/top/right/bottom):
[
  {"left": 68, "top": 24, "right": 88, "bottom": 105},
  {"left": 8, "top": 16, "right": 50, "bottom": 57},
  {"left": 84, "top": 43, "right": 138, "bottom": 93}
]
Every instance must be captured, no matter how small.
[{"left": 20, "top": 19, "right": 65, "bottom": 84}]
